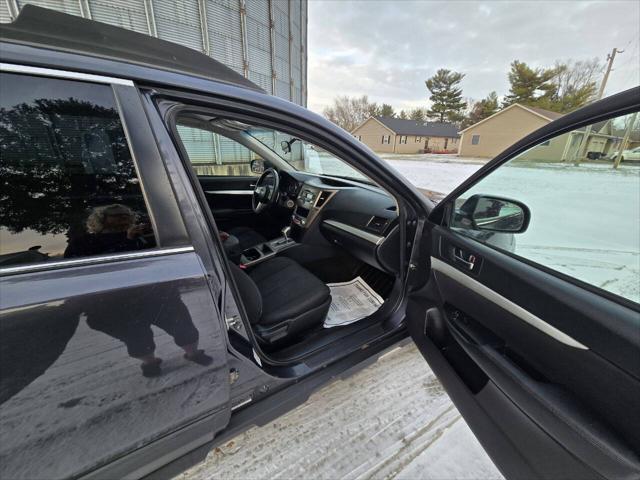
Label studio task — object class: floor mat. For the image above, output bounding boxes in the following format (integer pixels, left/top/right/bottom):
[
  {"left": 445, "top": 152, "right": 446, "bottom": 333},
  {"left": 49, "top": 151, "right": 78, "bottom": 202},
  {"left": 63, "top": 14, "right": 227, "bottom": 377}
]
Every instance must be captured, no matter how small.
[{"left": 324, "top": 277, "right": 384, "bottom": 328}]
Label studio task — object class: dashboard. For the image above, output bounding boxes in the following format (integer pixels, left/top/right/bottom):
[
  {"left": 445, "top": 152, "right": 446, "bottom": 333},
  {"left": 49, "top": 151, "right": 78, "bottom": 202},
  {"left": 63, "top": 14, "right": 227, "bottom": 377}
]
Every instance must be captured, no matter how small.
[{"left": 278, "top": 171, "right": 401, "bottom": 274}]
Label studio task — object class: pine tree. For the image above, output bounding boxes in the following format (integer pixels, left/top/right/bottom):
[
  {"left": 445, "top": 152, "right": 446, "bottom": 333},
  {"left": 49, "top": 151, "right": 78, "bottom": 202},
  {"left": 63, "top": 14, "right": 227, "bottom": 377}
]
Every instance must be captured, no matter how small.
[
  {"left": 425, "top": 69, "right": 467, "bottom": 123},
  {"left": 398, "top": 110, "right": 408, "bottom": 119},
  {"left": 502, "top": 60, "right": 559, "bottom": 107},
  {"left": 465, "top": 91, "right": 499, "bottom": 127},
  {"left": 379, "top": 104, "right": 396, "bottom": 117},
  {"left": 409, "top": 108, "right": 427, "bottom": 122}
]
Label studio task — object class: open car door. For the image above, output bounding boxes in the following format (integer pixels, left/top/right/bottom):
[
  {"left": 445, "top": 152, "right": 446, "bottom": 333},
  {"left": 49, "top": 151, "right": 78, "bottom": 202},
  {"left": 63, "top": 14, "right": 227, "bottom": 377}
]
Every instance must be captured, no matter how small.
[{"left": 407, "top": 87, "right": 640, "bottom": 479}]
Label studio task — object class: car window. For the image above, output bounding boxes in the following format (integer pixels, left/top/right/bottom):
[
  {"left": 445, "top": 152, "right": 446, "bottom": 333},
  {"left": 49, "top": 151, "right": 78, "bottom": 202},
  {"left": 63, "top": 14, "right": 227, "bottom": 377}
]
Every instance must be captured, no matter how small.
[
  {"left": 176, "top": 124, "right": 260, "bottom": 176},
  {"left": 246, "top": 127, "right": 371, "bottom": 183},
  {"left": 0, "top": 73, "right": 157, "bottom": 268},
  {"left": 449, "top": 110, "right": 640, "bottom": 303}
]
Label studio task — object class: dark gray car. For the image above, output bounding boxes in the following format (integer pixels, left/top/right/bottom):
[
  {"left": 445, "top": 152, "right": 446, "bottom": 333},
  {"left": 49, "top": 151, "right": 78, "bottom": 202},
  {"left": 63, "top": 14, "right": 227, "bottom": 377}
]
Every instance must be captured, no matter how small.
[{"left": 1, "top": 6, "right": 639, "bottom": 480}]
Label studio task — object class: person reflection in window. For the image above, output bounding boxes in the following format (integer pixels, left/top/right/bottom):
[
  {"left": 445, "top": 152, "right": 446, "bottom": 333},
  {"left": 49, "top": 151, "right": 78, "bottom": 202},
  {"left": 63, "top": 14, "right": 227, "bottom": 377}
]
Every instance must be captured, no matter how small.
[
  {"left": 64, "top": 204, "right": 150, "bottom": 258},
  {"left": 65, "top": 204, "right": 212, "bottom": 377}
]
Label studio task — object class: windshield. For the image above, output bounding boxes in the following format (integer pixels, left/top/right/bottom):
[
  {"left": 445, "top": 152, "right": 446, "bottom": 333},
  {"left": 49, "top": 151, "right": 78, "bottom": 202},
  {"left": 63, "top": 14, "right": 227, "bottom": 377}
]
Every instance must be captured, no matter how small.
[{"left": 246, "top": 128, "right": 371, "bottom": 183}]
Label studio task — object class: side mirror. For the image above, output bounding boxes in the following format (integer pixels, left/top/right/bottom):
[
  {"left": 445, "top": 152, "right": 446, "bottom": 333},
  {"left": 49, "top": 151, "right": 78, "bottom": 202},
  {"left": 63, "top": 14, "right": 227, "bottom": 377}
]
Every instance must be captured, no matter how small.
[
  {"left": 250, "top": 159, "right": 265, "bottom": 175},
  {"left": 280, "top": 140, "right": 291, "bottom": 154},
  {"left": 454, "top": 194, "right": 530, "bottom": 233}
]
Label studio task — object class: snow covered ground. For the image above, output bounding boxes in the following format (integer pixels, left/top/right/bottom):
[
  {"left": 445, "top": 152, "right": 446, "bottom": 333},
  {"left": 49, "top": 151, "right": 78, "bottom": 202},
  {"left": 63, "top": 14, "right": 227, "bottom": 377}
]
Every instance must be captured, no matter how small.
[
  {"left": 176, "top": 343, "right": 503, "bottom": 480},
  {"left": 380, "top": 154, "right": 640, "bottom": 303}
]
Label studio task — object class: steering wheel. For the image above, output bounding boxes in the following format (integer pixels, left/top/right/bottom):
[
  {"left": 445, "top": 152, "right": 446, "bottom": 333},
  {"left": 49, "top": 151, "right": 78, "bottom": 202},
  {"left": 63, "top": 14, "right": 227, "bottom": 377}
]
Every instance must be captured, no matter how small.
[{"left": 252, "top": 168, "right": 280, "bottom": 213}]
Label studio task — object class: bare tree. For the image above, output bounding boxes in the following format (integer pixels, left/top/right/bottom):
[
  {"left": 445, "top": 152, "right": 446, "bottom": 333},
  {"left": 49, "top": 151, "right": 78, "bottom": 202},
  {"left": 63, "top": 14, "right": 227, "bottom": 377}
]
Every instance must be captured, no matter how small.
[
  {"left": 547, "top": 58, "right": 601, "bottom": 112},
  {"left": 322, "top": 95, "right": 380, "bottom": 132}
]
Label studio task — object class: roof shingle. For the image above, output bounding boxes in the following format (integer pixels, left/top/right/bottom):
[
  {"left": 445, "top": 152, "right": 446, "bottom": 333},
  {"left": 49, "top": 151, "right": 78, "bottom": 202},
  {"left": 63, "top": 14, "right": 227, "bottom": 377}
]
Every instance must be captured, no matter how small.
[{"left": 375, "top": 117, "right": 460, "bottom": 137}]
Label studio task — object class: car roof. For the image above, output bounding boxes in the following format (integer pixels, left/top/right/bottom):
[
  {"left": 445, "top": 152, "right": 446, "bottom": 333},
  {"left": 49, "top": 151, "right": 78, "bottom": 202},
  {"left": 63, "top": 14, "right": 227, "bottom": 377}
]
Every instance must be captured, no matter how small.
[{"left": 0, "top": 4, "right": 263, "bottom": 93}]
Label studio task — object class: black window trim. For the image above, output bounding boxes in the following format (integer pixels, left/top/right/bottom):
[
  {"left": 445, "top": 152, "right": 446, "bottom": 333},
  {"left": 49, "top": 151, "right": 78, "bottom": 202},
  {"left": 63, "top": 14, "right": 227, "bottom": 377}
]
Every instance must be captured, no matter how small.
[{"left": 0, "top": 63, "right": 191, "bottom": 274}]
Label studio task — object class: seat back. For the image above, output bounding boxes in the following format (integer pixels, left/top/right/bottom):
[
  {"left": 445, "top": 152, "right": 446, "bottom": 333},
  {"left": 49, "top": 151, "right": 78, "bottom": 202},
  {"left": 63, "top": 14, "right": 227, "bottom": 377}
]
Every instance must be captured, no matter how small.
[{"left": 229, "top": 264, "right": 262, "bottom": 324}]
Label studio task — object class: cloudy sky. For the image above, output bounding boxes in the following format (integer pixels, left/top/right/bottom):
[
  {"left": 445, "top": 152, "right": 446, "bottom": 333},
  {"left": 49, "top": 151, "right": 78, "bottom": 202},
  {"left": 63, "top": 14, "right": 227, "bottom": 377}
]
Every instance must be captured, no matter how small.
[{"left": 306, "top": 0, "right": 640, "bottom": 114}]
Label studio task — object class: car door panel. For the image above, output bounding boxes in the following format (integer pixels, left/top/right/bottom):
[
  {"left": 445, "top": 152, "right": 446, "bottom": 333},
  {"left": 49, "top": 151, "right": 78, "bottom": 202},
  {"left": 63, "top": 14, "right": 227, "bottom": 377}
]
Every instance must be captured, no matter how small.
[
  {"left": 407, "top": 90, "right": 640, "bottom": 479},
  {"left": 198, "top": 176, "right": 256, "bottom": 218},
  {"left": 408, "top": 228, "right": 640, "bottom": 478},
  {"left": 0, "top": 252, "right": 231, "bottom": 480}
]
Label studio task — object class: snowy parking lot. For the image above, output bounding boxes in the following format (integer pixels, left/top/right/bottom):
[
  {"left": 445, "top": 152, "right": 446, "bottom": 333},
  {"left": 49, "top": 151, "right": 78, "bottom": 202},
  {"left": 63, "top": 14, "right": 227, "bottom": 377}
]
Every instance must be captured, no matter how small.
[{"left": 177, "top": 343, "right": 502, "bottom": 480}]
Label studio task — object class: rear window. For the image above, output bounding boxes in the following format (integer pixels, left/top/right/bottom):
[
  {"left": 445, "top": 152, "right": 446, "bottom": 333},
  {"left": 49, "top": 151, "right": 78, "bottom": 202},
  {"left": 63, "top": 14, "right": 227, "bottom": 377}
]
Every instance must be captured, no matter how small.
[{"left": 0, "top": 73, "right": 156, "bottom": 268}]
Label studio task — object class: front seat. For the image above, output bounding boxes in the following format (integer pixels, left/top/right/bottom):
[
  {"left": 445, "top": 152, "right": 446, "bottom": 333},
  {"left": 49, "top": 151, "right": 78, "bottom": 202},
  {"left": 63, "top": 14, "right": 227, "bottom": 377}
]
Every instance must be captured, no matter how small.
[
  {"left": 228, "top": 226, "right": 267, "bottom": 251},
  {"left": 230, "top": 257, "right": 331, "bottom": 345}
]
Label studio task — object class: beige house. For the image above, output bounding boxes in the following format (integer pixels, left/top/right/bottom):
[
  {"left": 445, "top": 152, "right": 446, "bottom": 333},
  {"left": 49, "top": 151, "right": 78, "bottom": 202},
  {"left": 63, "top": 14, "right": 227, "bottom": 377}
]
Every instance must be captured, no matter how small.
[
  {"left": 351, "top": 117, "right": 460, "bottom": 154},
  {"left": 458, "top": 104, "right": 563, "bottom": 158},
  {"left": 518, "top": 119, "right": 625, "bottom": 162}
]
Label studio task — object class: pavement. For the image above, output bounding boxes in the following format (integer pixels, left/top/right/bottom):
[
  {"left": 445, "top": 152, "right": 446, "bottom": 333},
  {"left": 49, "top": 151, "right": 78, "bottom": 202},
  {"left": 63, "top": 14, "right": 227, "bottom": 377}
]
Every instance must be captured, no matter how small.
[{"left": 175, "top": 343, "right": 502, "bottom": 480}]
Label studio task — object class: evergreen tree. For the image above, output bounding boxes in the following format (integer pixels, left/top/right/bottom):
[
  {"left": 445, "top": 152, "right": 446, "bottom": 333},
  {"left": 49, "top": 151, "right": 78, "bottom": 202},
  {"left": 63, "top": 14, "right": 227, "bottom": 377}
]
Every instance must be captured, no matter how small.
[
  {"left": 502, "top": 59, "right": 598, "bottom": 113},
  {"left": 398, "top": 110, "right": 408, "bottom": 119},
  {"left": 425, "top": 69, "right": 467, "bottom": 123},
  {"left": 409, "top": 108, "right": 427, "bottom": 122},
  {"left": 379, "top": 104, "right": 396, "bottom": 117},
  {"left": 502, "top": 60, "right": 559, "bottom": 107},
  {"left": 465, "top": 91, "right": 499, "bottom": 127}
]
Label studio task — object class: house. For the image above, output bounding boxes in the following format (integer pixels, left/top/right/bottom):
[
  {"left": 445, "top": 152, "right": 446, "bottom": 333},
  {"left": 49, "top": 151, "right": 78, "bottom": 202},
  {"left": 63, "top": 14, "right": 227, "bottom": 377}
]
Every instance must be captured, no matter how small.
[
  {"left": 518, "top": 119, "right": 625, "bottom": 162},
  {"left": 351, "top": 117, "right": 460, "bottom": 154},
  {"left": 459, "top": 103, "right": 625, "bottom": 161},
  {"left": 458, "top": 103, "right": 564, "bottom": 157}
]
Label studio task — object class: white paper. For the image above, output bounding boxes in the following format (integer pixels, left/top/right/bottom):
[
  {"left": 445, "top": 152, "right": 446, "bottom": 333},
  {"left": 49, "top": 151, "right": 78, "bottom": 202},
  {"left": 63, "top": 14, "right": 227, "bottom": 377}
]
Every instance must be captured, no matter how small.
[{"left": 324, "top": 276, "right": 383, "bottom": 328}]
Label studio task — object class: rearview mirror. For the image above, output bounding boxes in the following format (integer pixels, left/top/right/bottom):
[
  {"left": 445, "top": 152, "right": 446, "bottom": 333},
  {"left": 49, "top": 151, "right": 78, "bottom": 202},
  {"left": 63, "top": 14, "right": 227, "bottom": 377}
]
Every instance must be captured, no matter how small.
[
  {"left": 250, "top": 159, "right": 265, "bottom": 174},
  {"left": 280, "top": 140, "right": 291, "bottom": 154},
  {"left": 453, "top": 194, "right": 530, "bottom": 233}
]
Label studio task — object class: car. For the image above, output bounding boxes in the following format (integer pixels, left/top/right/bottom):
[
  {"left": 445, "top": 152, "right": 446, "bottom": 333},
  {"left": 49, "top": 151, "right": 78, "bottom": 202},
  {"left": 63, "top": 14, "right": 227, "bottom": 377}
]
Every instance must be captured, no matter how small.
[
  {"left": 612, "top": 146, "right": 640, "bottom": 161},
  {"left": 1, "top": 6, "right": 639, "bottom": 480}
]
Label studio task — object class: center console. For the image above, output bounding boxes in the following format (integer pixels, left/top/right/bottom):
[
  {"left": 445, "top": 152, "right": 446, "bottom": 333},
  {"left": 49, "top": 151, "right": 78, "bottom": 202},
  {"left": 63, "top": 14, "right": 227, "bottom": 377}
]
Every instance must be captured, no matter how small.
[{"left": 239, "top": 229, "right": 296, "bottom": 267}]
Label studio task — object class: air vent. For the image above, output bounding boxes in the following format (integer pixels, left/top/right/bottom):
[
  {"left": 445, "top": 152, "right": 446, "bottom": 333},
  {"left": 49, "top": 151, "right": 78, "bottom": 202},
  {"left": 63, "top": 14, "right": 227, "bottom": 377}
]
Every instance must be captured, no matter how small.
[
  {"left": 315, "top": 191, "right": 332, "bottom": 208},
  {"left": 386, "top": 205, "right": 397, "bottom": 211},
  {"left": 366, "top": 215, "right": 389, "bottom": 233}
]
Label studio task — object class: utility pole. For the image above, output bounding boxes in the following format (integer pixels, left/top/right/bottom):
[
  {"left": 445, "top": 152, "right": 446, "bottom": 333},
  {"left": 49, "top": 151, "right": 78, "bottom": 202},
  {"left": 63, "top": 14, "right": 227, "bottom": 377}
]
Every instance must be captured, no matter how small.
[
  {"left": 574, "top": 47, "right": 623, "bottom": 165},
  {"left": 612, "top": 112, "right": 638, "bottom": 169}
]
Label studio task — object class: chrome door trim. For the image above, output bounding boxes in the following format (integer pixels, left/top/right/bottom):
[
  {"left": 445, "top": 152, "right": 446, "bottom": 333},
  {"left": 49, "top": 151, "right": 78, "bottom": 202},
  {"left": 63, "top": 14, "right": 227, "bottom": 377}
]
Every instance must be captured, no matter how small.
[
  {"left": 431, "top": 257, "right": 589, "bottom": 350},
  {"left": 205, "top": 190, "right": 254, "bottom": 195},
  {"left": 0, "top": 63, "right": 134, "bottom": 86},
  {"left": 323, "top": 220, "right": 384, "bottom": 245},
  {"left": 0, "top": 246, "right": 195, "bottom": 276}
]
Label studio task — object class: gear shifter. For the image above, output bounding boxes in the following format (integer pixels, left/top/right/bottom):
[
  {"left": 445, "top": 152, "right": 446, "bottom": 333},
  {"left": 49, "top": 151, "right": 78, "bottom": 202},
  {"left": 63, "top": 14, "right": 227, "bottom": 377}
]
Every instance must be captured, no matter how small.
[{"left": 281, "top": 225, "right": 291, "bottom": 241}]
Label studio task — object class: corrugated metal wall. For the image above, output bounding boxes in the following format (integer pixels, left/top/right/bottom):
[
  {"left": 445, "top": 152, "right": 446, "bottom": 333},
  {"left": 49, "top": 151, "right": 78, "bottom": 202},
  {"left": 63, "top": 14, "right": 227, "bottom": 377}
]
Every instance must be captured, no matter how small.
[{"left": 2, "top": 0, "right": 307, "bottom": 105}]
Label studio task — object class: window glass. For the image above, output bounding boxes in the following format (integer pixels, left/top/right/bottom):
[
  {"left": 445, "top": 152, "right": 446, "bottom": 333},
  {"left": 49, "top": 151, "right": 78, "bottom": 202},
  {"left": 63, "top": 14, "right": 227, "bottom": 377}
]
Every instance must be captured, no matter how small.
[
  {"left": 0, "top": 73, "right": 156, "bottom": 268},
  {"left": 176, "top": 120, "right": 372, "bottom": 184},
  {"left": 471, "top": 134, "right": 480, "bottom": 145},
  {"left": 450, "top": 111, "right": 640, "bottom": 303},
  {"left": 247, "top": 127, "right": 371, "bottom": 182},
  {"left": 176, "top": 124, "right": 260, "bottom": 176}
]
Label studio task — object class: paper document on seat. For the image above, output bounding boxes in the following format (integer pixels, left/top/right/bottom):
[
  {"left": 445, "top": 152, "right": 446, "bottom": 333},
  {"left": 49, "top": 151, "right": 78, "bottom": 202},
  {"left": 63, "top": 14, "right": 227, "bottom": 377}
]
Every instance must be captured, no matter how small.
[{"left": 324, "top": 277, "right": 383, "bottom": 328}]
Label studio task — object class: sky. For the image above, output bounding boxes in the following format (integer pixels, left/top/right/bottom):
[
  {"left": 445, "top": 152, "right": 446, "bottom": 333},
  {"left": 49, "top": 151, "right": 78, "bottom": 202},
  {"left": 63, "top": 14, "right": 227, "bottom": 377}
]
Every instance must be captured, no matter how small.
[{"left": 306, "top": 0, "right": 640, "bottom": 114}]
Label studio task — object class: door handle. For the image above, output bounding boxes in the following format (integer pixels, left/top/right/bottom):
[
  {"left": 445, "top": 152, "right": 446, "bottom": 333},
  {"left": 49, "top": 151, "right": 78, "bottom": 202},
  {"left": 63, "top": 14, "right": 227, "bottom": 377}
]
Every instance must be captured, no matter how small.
[
  {"left": 452, "top": 247, "right": 478, "bottom": 271},
  {"left": 249, "top": 183, "right": 256, "bottom": 188}
]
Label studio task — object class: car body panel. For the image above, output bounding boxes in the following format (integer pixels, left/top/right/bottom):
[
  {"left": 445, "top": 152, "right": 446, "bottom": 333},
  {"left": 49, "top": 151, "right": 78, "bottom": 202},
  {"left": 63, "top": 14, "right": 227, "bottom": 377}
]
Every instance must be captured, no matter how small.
[{"left": 0, "top": 252, "right": 231, "bottom": 479}]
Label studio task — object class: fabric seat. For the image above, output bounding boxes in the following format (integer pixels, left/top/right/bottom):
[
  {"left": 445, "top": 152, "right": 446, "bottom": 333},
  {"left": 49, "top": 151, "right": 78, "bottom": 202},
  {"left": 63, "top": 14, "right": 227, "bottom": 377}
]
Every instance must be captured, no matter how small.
[
  {"left": 230, "top": 257, "right": 331, "bottom": 345},
  {"left": 228, "top": 226, "right": 267, "bottom": 251}
]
